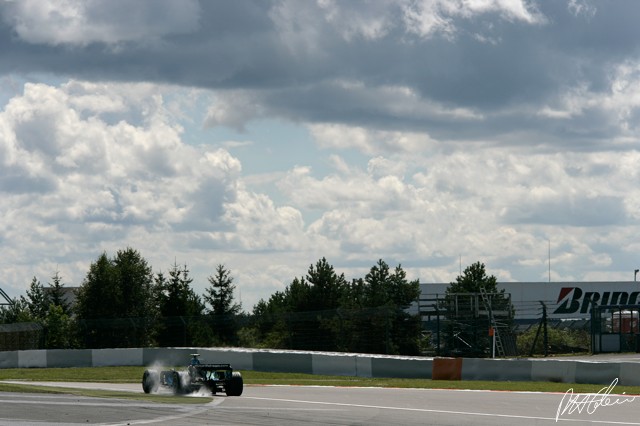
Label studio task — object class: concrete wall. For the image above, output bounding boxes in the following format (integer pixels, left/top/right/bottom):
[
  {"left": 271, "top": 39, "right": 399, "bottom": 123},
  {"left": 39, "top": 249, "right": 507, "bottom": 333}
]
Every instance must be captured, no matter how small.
[
  {"left": 18, "top": 350, "right": 47, "bottom": 368},
  {"left": 530, "top": 359, "right": 577, "bottom": 383},
  {"left": 253, "top": 351, "right": 313, "bottom": 374},
  {"left": 462, "top": 358, "right": 533, "bottom": 382},
  {"left": 93, "top": 348, "right": 143, "bottom": 367},
  {"left": 0, "top": 350, "right": 17, "bottom": 369},
  {"left": 47, "top": 349, "right": 92, "bottom": 368},
  {"left": 371, "top": 357, "right": 432, "bottom": 379},
  {"left": 619, "top": 363, "right": 640, "bottom": 386},
  {"left": 575, "top": 361, "right": 620, "bottom": 385},
  {"left": 312, "top": 353, "right": 358, "bottom": 376},
  {"left": 0, "top": 348, "right": 635, "bottom": 386}
]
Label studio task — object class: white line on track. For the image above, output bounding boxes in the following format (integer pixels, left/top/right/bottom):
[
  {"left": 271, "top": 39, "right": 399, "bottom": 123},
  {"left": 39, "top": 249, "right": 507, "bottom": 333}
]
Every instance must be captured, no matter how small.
[
  {"left": 0, "top": 397, "right": 221, "bottom": 426},
  {"left": 240, "top": 396, "right": 640, "bottom": 425}
]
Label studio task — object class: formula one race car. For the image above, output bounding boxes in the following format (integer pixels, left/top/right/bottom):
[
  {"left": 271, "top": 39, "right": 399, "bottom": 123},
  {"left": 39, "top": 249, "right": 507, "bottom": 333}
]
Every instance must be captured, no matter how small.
[{"left": 142, "top": 354, "right": 243, "bottom": 396}]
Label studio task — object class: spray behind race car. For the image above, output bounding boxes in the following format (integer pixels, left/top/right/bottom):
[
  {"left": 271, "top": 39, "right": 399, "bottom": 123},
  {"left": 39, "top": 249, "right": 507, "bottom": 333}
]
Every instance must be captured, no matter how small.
[{"left": 142, "top": 353, "right": 243, "bottom": 396}]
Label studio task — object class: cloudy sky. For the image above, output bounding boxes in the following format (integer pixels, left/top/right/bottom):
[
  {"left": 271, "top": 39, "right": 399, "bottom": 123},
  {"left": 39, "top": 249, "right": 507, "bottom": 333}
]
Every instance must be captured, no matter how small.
[{"left": 1, "top": 0, "right": 640, "bottom": 310}]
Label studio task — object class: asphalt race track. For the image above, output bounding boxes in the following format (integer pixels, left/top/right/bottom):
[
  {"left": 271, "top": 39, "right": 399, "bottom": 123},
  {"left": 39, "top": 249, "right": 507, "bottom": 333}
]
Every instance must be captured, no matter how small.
[{"left": 1, "top": 382, "right": 640, "bottom": 425}]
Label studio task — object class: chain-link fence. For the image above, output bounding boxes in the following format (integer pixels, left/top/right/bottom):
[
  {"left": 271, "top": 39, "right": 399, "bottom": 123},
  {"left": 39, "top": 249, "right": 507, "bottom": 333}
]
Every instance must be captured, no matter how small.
[
  {"left": 0, "top": 322, "right": 43, "bottom": 350},
  {"left": 1, "top": 307, "right": 423, "bottom": 355}
]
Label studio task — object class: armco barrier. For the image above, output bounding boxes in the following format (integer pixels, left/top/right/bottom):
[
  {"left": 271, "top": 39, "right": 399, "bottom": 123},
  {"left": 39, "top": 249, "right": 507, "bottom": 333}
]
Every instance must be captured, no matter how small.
[{"left": 0, "top": 348, "right": 636, "bottom": 386}]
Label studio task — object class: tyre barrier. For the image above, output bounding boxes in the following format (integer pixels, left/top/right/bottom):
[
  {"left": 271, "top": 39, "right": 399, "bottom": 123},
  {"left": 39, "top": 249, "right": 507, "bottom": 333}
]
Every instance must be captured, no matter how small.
[{"left": 1, "top": 348, "right": 638, "bottom": 386}]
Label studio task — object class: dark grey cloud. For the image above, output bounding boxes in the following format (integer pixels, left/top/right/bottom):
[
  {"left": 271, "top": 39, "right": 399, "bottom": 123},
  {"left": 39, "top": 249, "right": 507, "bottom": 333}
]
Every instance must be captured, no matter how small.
[{"left": 1, "top": 1, "right": 640, "bottom": 148}]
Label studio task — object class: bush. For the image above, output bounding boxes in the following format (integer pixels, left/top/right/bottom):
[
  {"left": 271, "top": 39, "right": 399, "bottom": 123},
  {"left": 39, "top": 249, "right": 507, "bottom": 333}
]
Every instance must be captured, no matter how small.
[{"left": 517, "top": 326, "right": 590, "bottom": 356}]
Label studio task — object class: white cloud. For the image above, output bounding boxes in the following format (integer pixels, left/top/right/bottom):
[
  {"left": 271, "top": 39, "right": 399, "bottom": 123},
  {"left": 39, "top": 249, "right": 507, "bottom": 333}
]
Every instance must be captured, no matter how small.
[
  {"left": 269, "top": 0, "right": 544, "bottom": 55},
  {"left": 402, "top": 0, "right": 545, "bottom": 39},
  {"left": 223, "top": 191, "right": 306, "bottom": 250},
  {"left": 275, "top": 128, "right": 640, "bottom": 286},
  {"left": 309, "top": 123, "right": 441, "bottom": 154},
  {"left": 0, "top": 79, "right": 340, "bottom": 309},
  {"left": 3, "top": 80, "right": 640, "bottom": 309},
  {"left": 203, "top": 91, "right": 265, "bottom": 132},
  {"left": 0, "top": 81, "right": 249, "bottom": 288}
]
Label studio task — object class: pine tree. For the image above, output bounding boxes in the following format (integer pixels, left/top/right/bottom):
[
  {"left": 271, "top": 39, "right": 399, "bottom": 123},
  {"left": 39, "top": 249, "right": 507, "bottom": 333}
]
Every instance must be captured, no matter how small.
[
  {"left": 48, "top": 271, "right": 70, "bottom": 315},
  {"left": 204, "top": 264, "right": 241, "bottom": 345},
  {"left": 156, "top": 263, "right": 208, "bottom": 347},
  {"left": 204, "top": 264, "right": 241, "bottom": 316},
  {"left": 44, "top": 304, "right": 74, "bottom": 349},
  {"left": 24, "top": 276, "right": 50, "bottom": 320},
  {"left": 358, "top": 260, "right": 421, "bottom": 355}
]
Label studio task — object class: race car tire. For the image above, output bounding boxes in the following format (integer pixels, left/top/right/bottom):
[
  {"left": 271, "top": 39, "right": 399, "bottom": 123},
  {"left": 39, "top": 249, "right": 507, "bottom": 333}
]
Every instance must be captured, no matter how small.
[
  {"left": 225, "top": 372, "right": 243, "bottom": 396},
  {"left": 142, "top": 369, "right": 159, "bottom": 394},
  {"left": 172, "top": 371, "right": 183, "bottom": 394}
]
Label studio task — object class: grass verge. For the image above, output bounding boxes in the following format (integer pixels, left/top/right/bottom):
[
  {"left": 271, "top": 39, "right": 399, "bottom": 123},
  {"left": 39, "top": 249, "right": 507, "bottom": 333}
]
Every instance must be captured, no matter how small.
[{"left": 1, "top": 366, "right": 639, "bottom": 398}]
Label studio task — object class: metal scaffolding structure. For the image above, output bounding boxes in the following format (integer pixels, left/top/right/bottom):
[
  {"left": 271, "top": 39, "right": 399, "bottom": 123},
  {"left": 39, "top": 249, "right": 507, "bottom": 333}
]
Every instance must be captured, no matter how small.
[{"left": 1, "top": 286, "right": 14, "bottom": 306}]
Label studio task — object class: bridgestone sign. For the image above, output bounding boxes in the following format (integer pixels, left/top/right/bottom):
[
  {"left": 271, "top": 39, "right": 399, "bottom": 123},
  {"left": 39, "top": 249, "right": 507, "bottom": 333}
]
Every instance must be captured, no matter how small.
[
  {"left": 419, "top": 281, "right": 640, "bottom": 321},
  {"left": 552, "top": 287, "right": 640, "bottom": 315}
]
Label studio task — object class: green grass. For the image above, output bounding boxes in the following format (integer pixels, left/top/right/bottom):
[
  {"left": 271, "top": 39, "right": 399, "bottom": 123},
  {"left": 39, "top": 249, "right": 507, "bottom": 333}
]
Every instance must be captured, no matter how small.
[
  {"left": 240, "top": 371, "right": 640, "bottom": 394},
  {"left": 1, "top": 366, "right": 639, "bottom": 399},
  {"left": 0, "top": 366, "right": 144, "bottom": 383}
]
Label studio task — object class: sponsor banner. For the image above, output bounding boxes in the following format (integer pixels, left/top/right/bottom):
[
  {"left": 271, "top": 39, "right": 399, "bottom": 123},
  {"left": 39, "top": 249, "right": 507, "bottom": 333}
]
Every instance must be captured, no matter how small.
[
  {"left": 553, "top": 287, "right": 640, "bottom": 315},
  {"left": 419, "top": 282, "right": 640, "bottom": 320}
]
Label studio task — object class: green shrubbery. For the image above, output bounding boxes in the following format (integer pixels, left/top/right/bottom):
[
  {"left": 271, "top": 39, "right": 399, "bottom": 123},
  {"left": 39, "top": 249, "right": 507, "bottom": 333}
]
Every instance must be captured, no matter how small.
[{"left": 517, "top": 326, "right": 590, "bottom": 356}]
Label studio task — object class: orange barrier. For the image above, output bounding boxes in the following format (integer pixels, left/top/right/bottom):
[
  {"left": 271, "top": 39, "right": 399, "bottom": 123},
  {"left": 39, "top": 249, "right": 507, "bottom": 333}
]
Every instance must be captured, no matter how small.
[{"left": 432, "top": 357, "right": 462, "bottom": 380}]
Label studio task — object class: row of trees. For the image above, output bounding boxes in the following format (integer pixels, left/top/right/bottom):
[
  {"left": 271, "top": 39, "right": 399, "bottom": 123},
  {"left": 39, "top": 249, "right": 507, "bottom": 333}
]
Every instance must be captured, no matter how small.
[
  {"left": 1, "top": 246, "right": 513, "bottom": 357},
  {"left": 249, "top": 258, "right": 421, "bottom": 354},
  {"left": 0, "top": 248, "right": 423, "bottom": 355},
  {"left": 0, "top": 247, "right": 241, "bottom": 350},
  {"left": 0, "top": 272, "right": 73, "bottom": 349}
]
